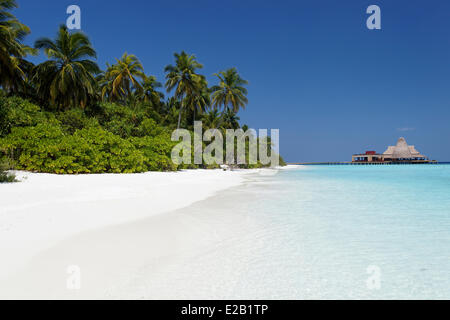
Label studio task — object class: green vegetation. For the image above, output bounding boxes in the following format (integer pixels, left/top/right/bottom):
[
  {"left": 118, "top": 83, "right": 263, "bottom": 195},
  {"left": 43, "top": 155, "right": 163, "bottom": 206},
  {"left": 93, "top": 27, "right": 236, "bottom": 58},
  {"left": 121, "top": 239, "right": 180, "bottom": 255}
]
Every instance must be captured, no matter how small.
[
  {"left": 0, "top": 0, "right": 36, "bottom": 96},
  {"left": 0, "top": 155, "right": 15, "bottom": 182},
  {"left": 0, "top": 0, "right": 284, "bottom": 174},
  {"left": 164, "top": 51, "right": 206, "bottom": 129},
  {"left": 99, "top": 53, "right": 146, "bottom": 104},
  {"left": 211, "top": 68, "right": 248, "bottom": 114},
  {"left": 32, "top": 25, "right": 100, "bottom": 109},
  {"left": 0, "top": 96, "right": 178, "bottom": 173}
]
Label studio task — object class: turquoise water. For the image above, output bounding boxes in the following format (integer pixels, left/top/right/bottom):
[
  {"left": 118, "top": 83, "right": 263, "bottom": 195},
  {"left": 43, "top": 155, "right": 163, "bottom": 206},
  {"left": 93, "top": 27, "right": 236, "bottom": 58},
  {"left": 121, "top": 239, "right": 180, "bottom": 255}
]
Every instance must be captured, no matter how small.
[
  {"left": 221, "top": 165, "right": 450, "bottom": 299},
  {"left": 4, "top": 165, "right": 449, "bottom": 299}
]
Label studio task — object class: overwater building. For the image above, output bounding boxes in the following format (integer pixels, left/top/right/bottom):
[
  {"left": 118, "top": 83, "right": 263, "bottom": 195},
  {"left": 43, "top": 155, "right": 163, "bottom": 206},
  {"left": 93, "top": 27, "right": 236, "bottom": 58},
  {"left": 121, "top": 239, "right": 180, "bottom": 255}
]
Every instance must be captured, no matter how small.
[{"left": 352, "top": 137, "right": 430, "bottom": 163}]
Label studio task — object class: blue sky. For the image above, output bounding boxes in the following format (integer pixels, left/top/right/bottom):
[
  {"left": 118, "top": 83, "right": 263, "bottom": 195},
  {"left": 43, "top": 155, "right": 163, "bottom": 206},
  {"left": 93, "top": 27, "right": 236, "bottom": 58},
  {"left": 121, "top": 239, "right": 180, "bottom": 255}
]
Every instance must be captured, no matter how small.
[{"left": 14, "top": 0, "right": 450, "bottom": 162}]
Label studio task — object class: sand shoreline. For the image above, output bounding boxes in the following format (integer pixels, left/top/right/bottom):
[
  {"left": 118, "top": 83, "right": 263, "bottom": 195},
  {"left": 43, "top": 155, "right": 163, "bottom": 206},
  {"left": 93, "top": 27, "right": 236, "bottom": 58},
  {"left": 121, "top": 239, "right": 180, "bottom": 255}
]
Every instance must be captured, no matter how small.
[
  {"left": 0, "top": 169, "right": 255, "bottom": 284},
  {"left": 0, "top": 167, "right": 296, "bottom": 299}
]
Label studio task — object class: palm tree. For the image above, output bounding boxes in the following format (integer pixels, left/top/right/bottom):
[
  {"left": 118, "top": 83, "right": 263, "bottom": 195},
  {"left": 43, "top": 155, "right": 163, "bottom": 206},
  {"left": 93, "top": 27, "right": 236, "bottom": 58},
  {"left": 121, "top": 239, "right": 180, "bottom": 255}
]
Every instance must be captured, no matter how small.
[
  {"left": 32, "top": 25, "right": 100, "bottom": 109},
  {"left": 162, "top": 97, "right": 181, "bottom": 128},
  {"left": 141, "top": 74, "right": 164, "bottom": 107},
  {"left": 222, "top": 108, "right": 240, "bottom": 129},
  {"left": 184, "top": 78, "right": 210, "bottom": 125},
  {"left": 164, "top": 51, "right": 205, "bottom": 129},
  {"left": 202, "top": 108, "right": 222, "bottom": 130},
  {"left": 211, "top": 67, "right": 248, "bottom": 114},
  {"left": 100, "top": 53, "right": 145, "bottom": 103},
  {"left": 0, "top": 0, "right": 36, "bottom": 94}
]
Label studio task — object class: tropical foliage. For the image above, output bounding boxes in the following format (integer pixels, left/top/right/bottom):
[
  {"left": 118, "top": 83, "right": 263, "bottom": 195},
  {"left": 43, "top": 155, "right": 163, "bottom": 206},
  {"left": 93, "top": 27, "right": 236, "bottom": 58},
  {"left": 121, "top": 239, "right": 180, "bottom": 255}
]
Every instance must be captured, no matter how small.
[
  {"left": 164, "top": 51, "right": 206, "bottom": 128},
  {"left": 221, "top": 108, "right": 241, "bottom": 129},
  {"left": 202, "top": 109, "right": 222, "bottom": 130},
  {"left": 0, "top": 97, "right": 177, "bottom": 174},
  {"left": 99, "top": 53, "right": 145, "bottom": 104},
  {"left": 0, "top": 1, "right": 284, "bottom": 174},
  {"left": 33, "top": 25, "right": 100, "bottom": 109},
  {"left": 0, "top": 0, "right": 35, "bottom": 95},
  {"left": 211, "top": 68, "right": 249, "bottom": 113},
  {"left": 140, "top": 75, "right": 164, "bottom": 108},
  {"left": 0, "top": 155, "right": 15, "bottom": 182}
]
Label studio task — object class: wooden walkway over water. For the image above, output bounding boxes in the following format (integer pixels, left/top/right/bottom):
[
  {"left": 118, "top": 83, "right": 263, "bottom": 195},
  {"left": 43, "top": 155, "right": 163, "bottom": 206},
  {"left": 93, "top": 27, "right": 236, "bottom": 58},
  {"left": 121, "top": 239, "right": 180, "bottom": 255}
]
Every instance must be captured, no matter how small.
[{"left": 288, "top": 161, "right": 440, "bottom": 166}]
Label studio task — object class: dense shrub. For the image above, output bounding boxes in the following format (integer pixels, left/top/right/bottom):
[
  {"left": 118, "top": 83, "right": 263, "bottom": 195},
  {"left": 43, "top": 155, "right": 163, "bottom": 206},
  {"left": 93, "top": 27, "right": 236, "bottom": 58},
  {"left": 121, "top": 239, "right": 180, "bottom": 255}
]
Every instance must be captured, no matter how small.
[
  {"left": 0, "top": 97, "right": 183, "bottom": 174},
  {"left": 0, "top": 122, "right": 177, "bottom": 174},
  {"left": 56, "top": 108, "right": 98, "bottom": 134},
  {"left": 0, "top": 96, "right": 54, "bottom": 137},
  {"left": 135, "top": 118, "right": 166, "bottom": 137},
  {"left": 0, "top": 102, "right": 7, "bottom": 137},
  {"left": 0, "top": 171, "right": 15, "bottom": 183},
  {"left": 0, "top": 157, "right": 16, "bottom": 183},
  {"left": 0, "top": 96, "right": 285, "bottom": 174},
  {"left": 91, "top": 103, "right": 144, "bottom": 138},
  {"left": 131, "top": 134, "right": 178, "bottom": 171}
]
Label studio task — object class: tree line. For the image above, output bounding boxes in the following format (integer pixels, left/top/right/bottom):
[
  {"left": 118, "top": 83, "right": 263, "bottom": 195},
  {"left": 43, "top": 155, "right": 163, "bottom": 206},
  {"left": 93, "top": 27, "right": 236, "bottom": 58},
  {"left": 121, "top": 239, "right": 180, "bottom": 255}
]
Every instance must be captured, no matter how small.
[
  {"left": 1, "top": 0, "right": 249, "bottom": 132},
  {"left": 0, "top": 0, "right": 284, "bottom": 178}
]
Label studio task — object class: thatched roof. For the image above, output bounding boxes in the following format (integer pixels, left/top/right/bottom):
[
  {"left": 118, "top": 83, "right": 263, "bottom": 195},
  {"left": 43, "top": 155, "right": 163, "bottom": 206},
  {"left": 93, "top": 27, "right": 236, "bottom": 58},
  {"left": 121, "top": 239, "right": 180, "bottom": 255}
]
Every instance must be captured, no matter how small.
[{"left": 383, "top": 137, "right": 426, "bottom": 159}]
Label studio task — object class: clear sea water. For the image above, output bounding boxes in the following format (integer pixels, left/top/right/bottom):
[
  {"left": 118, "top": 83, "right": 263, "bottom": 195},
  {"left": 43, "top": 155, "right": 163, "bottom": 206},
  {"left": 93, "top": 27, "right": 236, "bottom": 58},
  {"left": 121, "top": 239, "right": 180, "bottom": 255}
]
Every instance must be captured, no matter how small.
[
  {"left": 6, "top": 164, "right": 449, "bottom": 299},
  {"left": 196, "top": 165, "right": 450, "bottom": 299}
]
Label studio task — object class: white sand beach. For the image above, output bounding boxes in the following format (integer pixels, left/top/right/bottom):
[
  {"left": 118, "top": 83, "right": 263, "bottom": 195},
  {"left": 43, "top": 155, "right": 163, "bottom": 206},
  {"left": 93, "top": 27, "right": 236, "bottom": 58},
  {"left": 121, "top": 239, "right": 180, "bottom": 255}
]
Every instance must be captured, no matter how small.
[{"left": 0, "top": 169, "right": 260, "bottom": 299}]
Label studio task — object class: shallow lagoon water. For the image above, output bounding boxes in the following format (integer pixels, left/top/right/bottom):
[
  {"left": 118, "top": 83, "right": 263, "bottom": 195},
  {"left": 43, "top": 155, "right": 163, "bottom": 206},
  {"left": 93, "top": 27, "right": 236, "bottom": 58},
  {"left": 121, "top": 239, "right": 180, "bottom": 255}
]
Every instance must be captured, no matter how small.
[
  {"left": 127, "top": 165, "right": 450, "bottom": 299},
  {"left": 166, "top": 164, "right": 450, "bottom": 299},
  {"left": 228, "top": 165, "right": 450, "bottom": 299},
  {"left": 5, "top": 165, "right": 449, "bottom": 299}
]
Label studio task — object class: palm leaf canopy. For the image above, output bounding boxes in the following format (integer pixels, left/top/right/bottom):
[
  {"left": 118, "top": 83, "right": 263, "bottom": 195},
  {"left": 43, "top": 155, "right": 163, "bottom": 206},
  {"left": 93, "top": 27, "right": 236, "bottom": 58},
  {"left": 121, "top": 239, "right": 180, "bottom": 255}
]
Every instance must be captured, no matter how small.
[
  {"left": 0, "top": 0, "right": 36, "bottom": 93},
  {"left": 211, "top": 67, "right": 248, "bottom": 113},
  {"left": 100, "top": 52, "right": 146, "bottom": 103},
  {"left": 164, "top": 51, "right": 205, "bottom": 101},
  {"left": 141, "top": 74, "right": 164, "bottom": 104},
  {"left": 164, "top": 51, "right": 206, "bottom": 128},
  {"left": 33, "top": 25, "right": 100, "bottom": 109}
]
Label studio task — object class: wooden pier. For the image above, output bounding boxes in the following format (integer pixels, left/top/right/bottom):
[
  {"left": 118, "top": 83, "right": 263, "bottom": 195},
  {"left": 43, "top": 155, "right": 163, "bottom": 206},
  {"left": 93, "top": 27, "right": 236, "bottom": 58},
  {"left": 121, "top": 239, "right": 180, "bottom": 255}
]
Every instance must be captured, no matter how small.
[{"left": 288, "top": 160, "right": 439, "bottom": 166}]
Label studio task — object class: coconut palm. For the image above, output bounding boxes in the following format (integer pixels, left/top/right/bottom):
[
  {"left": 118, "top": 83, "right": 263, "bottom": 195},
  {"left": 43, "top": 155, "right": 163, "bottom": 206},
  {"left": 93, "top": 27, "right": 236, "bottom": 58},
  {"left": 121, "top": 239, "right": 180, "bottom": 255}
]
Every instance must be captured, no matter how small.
[
  {"left": 162, "top": 97, "right": 182, "bottom": 128},
  {"left": 0, "top": 0, "right": 36, "bottom": 94},
  {"left": 184, "top": 78, "right": 210, "bottom": 125},
  {"left": 100, "top": 53, "right": 145, "bottom": 103},
  {"left": 222, "top": 108, "right": 240, "bottom": 129},
  {"left": 202, "top": 108, "right": 223, "bottom": 130},
  {"left": 32, "top": 25, "right": 100, "bottom": 109},
  {"left": 2, "top": 52, "right": 35, "bottom": 97},
  {"left": 211, "top": 67, "right": 248, "bottom": 114},
  {"left": 141, "top": 75, "right": 164, "bottom": 107},
  {"left": 164, "top": 51, "right": 205, "bottom": 129}
]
